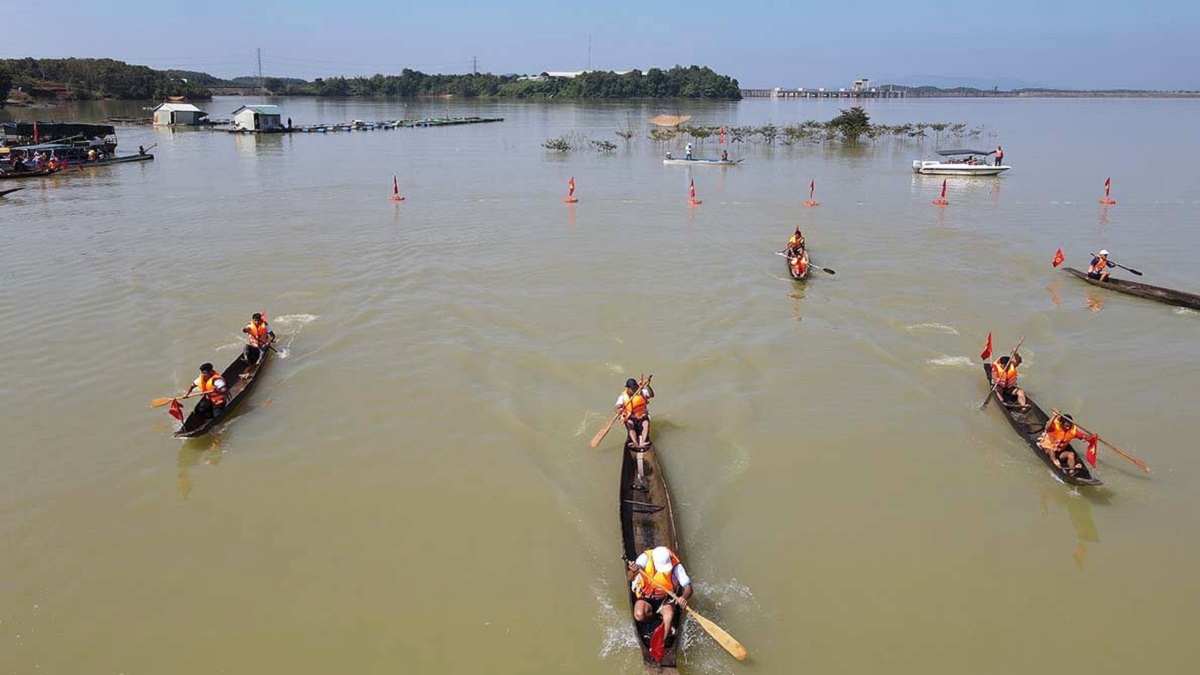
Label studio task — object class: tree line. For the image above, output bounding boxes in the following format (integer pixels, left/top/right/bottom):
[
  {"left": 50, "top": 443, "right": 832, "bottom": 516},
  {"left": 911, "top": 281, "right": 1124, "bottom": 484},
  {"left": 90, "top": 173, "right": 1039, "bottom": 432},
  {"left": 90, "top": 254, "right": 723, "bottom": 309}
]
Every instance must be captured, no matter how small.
[{"left": 0, "top": 58, "right": 212, "bottom": 102}]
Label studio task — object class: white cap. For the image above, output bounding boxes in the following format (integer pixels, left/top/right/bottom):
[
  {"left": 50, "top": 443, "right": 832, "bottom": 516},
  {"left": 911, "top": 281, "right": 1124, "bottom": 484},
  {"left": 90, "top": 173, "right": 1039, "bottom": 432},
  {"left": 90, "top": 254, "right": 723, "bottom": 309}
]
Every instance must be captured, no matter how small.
[
  {"left": 1099, "top": 249, "right": 1109, "bottom": 256},
  {"left": 651, "top": 546, "right": 674, "bottom": 571}
]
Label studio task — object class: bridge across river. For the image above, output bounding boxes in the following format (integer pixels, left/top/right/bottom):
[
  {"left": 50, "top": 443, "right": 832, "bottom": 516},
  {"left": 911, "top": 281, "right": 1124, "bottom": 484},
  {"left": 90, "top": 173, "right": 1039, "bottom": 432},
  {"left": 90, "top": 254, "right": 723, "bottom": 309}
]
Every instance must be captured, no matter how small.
[{"left": 741, "top": 88, "right": 907, "bottom": 98}]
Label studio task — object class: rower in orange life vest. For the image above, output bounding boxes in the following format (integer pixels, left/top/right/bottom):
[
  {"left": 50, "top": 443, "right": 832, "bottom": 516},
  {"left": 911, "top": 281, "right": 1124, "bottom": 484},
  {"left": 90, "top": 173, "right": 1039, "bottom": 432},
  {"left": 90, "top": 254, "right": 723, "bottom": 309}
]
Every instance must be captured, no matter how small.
[
  {"left": 616, "top": 378, "right": 655, "bottom": 450},
  {"left": 241, "top": 313, "right": 275, "bottom": 364},
  {"left": 625, "top": 546, "right": 693, "bottom": 640},
  {"left": 1088, "top": 250, "right": 1115, "bottom": 281},
  {"left": 182, "top": 362, "right": 228, "bottom": 420},
  {"left": 991, "top": 353, "right": 1027, "bottom": 409},
  {"left": 785, "top": 227, "right": 808, "bottom": 277},
  {"left": 785, "top": 227, "right": 805, "bottom": 256},
  {"left": 1037, "top": 412, "right": 1090, "bottom": 476}
]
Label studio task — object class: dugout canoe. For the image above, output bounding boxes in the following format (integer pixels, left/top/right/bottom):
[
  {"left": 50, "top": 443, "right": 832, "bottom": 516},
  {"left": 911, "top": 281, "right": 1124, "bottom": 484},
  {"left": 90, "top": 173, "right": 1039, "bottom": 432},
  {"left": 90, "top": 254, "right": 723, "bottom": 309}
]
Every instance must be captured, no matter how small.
[
  {"left": 1063, "top": 267, "right": 1200, "bottom": 311},
  {"left": 0, "top": 167, "right": 60, "bottom": 180},
  {"left": 174, "top": 349, "right": 271, "bottom": 438},
  {"left": 983, "top": 364, "right": 1102, "bottom": 487},
  {"left": 620, "top": 438, "right": 684, "bottom": 672},
  {"left": 663, "top": 157, "right": 743, "bottom": 166}
]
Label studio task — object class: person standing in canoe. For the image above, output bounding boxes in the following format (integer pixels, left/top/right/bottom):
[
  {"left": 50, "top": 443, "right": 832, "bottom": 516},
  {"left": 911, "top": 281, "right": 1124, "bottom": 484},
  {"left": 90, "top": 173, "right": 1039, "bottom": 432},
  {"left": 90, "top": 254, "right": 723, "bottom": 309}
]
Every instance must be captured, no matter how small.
[
  {"left": 616, "top": 378, "right": 655, "bottom": 449},
  {"left": 991, "top": 353, "right": 1027, "bottom": 409},
  {"left": 242, "top": 313, "right": 275, "bottom": 364},
  {"left": 1088, "top": 250, "right": 1115, "bottom": 281},
  {"left": 183, "top": 363, "right": 227, "bottom": 420},
  {"left": 1038, "top": 412, "right": 1089, "bottom": 476},
  {"left": 685, "top": 143, "right": 693, "bottom": 160},
  {"left": 626, "top": 546, "right": 692, "bottom": 638}
]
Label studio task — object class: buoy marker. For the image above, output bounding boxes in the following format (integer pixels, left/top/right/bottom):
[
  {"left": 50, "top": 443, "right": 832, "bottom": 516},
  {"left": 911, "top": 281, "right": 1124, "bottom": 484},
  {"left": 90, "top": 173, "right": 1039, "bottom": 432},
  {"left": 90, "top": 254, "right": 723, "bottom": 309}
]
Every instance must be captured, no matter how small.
[
  {"left": 564, "top": 176, "right": 579, "bottom": 203},
  {"left": 933, "top": 179, "right": 950, "bottom": 206},
  {"left": 389, "top": 175, "right": 405, "bottom": 202},
  {"left": 803, "top": 179, "right": 819, "bottom": 207},
  {"left": 688, "top": 179, "right": 702, "bottom": 206},
  {"left": 1098, "top": 177, "right": 1117, "bottom": 205}
]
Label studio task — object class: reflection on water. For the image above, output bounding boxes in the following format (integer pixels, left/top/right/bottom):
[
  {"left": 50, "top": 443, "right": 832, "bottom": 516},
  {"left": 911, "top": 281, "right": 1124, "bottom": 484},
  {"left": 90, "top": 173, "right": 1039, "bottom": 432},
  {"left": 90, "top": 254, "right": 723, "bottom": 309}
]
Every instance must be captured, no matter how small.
[
  {"left": 1040, "top": 485, "right": 1102, "bottom": 567},
  {"left": 1085, "top": 292, "right": 1105, "bottom": 313},
  {"left": 1099, "top": 205, "right": 1111, "bottom": 231},
  {"left": 1045, "top": 278, "right": 1063, "bottom": 305}
]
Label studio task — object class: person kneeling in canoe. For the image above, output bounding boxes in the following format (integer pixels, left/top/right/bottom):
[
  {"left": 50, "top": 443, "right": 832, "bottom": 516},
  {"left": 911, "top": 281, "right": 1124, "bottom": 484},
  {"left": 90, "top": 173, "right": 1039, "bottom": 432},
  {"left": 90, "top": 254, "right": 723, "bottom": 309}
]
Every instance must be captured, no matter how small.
[
  {"left": 786, "top": 227, "right": 805, "bottom": 256},
  {"left": 789, "top": 247, "right": 810, "bottom": 278},
  {"left": 627, "top": 546, "right": 692, "bottom": 640},
  {"left": 991, "top": 353, "right": 1027, "bottom": 409},
  {"left": 1088, "top": 250, "right": 1114, "bottom": 281},
  {"left": 242, "top": 312, "right": 275, "bottom": 364},
  {"left": 617, "top": 378, "right": 655, "bottom": 450},
  {"left": 1037, "top": 412, "right": 1089, "bottom": 476},
  {"left": 183, "top": 363, "right": 228, "bottom": 420}
]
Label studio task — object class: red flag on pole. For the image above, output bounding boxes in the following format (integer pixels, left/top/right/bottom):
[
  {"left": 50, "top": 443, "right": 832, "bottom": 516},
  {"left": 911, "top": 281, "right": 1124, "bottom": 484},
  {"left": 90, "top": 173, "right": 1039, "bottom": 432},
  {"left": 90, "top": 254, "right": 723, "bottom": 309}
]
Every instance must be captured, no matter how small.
[
  {"left": 809, "top": 180, "right": 815, "bottom": 200},
  {"left": 1103, "top": 177, "right": 1111, "bottom": 196},
  {"left": 568, "top": 176, "right": 575, "bottom": 197},
  {"left": 719, "top": 125, "right": 725, "bottom": 145},
  {"left": 648, "top": 623, "right": 666, "bottom": 662},
  {"left": 168, "top": 398, "right": 184, "bottom": 422},
  {"left": 1052, "top": 248, "right": 1065, "bottom": 268},
  {"left": 689, "top": 179, "right": 696, "bottom": 199},
  {"left": 392, "top": 176, "right": 399, "bottom": 196},
  {"left": 1085, "top": 435, "right": 1099, "bottom": 468},
  {"left": 980, "top": 332, "right": 993, "bottom": 361},
  {"left": 940, "top": 179, "right": 948, "bottom": 199},
  {"left": 33, "top": 121, "right": 39, "bottom": 144}
]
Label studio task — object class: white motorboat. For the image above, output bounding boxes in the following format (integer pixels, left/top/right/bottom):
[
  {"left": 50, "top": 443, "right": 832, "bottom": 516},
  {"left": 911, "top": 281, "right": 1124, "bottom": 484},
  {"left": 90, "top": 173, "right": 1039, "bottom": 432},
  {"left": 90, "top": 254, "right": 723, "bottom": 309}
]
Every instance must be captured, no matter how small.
[{"left": 912, "top": 149, "right": 1009, "bottom": 176}]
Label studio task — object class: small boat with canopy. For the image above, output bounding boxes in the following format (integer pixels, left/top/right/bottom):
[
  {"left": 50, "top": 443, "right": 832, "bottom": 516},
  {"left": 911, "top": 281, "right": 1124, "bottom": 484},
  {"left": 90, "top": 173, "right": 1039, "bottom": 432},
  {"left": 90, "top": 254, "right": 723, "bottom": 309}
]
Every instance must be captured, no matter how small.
[{"left": 912, "top": 149, "right": 1009, "bottom": 176}]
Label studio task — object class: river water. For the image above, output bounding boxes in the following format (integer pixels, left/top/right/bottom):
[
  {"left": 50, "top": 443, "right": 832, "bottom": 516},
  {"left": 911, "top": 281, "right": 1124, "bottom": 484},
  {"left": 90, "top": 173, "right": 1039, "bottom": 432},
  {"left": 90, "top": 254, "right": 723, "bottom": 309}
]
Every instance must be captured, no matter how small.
[{"left": 2, "top": 96, "right": 1197, "bottom": 674}]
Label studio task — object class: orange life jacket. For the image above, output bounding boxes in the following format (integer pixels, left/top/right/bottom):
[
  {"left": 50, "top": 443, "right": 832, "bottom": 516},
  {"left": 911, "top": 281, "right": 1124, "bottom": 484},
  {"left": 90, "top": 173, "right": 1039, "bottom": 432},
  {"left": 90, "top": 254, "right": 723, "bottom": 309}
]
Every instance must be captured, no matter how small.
[
  {"left": 790, "top": 255, "right": 808, "bottom": 276},
  {"left": 634, "top": 548, "right": 681, "bottom": 599},
  {"left": 195, "top": 372, "right": 227, "bottom": 405},
  {"left": 1089, "top": 257, "right": 1108, "bottom": 275},
  {"left": 1039, "top": 417, "right": 1079, "bottom": 452},
  {"left": 245, "top": 320, "right": 270, "bottom": 347},
  {"left": 991, "top": 359, "right": 1017, "bottom": 388},
  {"left": 624, "top": 391, "right": 648, "bottom": 420}
]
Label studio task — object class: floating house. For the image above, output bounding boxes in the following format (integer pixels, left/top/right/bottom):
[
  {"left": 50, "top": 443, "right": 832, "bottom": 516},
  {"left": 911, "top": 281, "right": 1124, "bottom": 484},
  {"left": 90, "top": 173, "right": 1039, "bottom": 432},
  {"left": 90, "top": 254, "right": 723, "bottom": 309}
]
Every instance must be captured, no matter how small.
[
  {"left": 152, "top": 102, "right": 208, "bottom": 126},
  {"left": 231, "top": 105, "right": 285, "bottom": 132}
]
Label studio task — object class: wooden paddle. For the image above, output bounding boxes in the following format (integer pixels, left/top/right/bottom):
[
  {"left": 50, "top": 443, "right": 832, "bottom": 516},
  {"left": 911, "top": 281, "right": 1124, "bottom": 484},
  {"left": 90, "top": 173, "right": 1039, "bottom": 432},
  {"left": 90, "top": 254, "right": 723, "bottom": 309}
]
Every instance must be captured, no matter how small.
[
  {"left": 625, "top": 559, "right": 748, "bottom": 662},
  {"left": 1091, "top": 253, "right": 1142, "bottom": 276},
  {"left": 150, "top": 388, "right": 220, "bottom": 408},
  {"left": 0, "top": 187, "right": 25, "bottom": 197},
  {"left": 590, "top": 374, "right": 651, "bottom": 448},
  {"left": 774, "top": 250, "right": 835, "bottom": 274},
  {"left": 980, "top": 336, "right": 1024, "bottom": 410},
  {"left": 1051, "top": 408, "right": 1151, "bottom": 474}
]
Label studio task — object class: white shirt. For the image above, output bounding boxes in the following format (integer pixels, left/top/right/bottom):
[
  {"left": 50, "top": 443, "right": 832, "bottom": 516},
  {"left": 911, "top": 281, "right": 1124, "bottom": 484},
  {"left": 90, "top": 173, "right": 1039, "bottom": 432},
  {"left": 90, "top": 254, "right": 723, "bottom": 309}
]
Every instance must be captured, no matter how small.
[{"left": 633, "top": 552, "right": 691, "bottom": 590}]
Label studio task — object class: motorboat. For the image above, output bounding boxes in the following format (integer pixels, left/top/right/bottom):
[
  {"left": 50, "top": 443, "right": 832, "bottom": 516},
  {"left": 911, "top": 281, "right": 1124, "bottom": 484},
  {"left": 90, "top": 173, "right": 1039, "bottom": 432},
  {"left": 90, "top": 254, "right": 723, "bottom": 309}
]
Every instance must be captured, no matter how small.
[{"left": 912, "top": 149, "right": 1009, "bottom": 176}]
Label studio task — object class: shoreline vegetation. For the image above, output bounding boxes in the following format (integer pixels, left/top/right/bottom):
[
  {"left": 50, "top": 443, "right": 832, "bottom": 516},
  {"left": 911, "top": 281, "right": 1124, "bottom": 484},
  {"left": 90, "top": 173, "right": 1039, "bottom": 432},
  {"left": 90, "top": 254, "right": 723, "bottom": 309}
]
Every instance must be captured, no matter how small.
[{"left": 544, "top": 106, "right": 984, "bottom": 152}]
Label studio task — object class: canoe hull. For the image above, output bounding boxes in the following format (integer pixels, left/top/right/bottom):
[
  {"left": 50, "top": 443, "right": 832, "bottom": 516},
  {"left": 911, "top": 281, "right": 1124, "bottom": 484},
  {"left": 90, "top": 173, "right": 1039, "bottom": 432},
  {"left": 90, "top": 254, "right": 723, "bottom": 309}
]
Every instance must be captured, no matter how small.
[
  {"left": 1063, "top": 267, "right": 1200, "bottom": 311},
  {"left": 620, "top": 439, "right": 683, "bottom": 673},
  {"left": 912, "top": 160, "right": 1008, "bottom": 176},
  {"left": 174, "top": 349, "right": 270, "bottom": 438},
  {"left": 663, "top": 158, "right": 742, "bottom": 166},
  {"left": 983, "top": 365, "right": 1102, "bottom": 486}
]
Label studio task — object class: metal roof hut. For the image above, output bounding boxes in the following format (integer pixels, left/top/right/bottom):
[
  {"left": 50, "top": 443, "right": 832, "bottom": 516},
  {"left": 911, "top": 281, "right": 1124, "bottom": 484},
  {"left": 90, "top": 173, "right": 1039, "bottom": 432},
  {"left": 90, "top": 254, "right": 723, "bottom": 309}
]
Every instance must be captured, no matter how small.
[
  {"left": 231, "top": 105, "right": 284, "bottom": 132},
  {"left": 152, "top": 102, "right": 208, "bottom": 126}
]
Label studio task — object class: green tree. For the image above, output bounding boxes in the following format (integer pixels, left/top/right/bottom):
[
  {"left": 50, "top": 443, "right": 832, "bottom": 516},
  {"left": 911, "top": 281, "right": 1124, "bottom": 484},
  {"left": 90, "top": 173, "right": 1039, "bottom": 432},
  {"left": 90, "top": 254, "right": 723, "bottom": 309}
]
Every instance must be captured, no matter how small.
[
  {"left": 0, "top": 64, "right": 14, "bottom": 103},
  {"left": 829, "top": 106, "right": 871, "bottom": 142}
]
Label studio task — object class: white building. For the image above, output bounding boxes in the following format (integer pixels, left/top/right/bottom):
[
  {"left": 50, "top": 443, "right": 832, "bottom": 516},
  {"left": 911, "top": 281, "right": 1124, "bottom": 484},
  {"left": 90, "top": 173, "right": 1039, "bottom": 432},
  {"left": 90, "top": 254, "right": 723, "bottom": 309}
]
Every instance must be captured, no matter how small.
[
  {"left": 852, "top": 78, "right": 871, "bottom": 92},
  {"left": 231, "top": 105, "right": 285, "bottom": 131},
  {"left": 152, "top": 102, "right": 207, "bottom": 126}
]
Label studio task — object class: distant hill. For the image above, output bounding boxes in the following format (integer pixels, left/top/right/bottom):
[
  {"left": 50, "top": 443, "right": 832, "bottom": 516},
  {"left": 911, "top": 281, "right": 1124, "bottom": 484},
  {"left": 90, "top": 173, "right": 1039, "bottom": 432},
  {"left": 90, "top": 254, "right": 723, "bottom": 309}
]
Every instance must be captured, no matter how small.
[{"left": 879, "top": 75, "right": 1052, "bottom": 91}]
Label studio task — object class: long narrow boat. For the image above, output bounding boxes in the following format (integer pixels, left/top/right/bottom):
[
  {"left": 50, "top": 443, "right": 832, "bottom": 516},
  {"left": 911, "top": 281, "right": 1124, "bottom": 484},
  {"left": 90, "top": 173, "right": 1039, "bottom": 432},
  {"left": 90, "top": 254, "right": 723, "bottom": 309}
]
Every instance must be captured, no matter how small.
[
  {"left": 175, "top": 350, "right": 271, "bottom": 438},
  {"left": 663, "top": 157, "right": 742, "bottom": 166},
  {"left": 81, "top": 154, "right": 155, "bottom": 167},
  {"left": 1063, "top": 267, "right": 1200, "bottom": 311},
  {"left": 983, "top": 365, "right": 1102, "bottom": 487},
  {"left": 0, "top": 187, "right": 24, "bottom": 198},
  {"left": 619, "top": 438, "right": 683, "bottom": 673},
  {"left": 0, "top": 167, "right": 60, "bottom": 180}
]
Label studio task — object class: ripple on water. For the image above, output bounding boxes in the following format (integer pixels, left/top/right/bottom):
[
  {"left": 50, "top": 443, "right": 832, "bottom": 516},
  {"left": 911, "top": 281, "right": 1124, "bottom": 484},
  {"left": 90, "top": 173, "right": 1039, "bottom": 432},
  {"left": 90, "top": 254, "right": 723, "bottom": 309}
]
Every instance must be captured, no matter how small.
[
  {"left": 906, "top": 323, "right": 960, "bottom": 335},
  {"left": 927, "top": 355, "right": 975, "bottom": 368}
]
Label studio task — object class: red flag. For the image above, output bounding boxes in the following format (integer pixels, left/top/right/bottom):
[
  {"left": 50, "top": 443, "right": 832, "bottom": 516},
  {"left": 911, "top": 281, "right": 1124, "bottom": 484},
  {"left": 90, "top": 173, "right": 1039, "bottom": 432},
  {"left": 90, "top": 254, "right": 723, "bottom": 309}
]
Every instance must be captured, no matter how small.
[
  {"left": 568, "top": 176, "right": 575, "bottom": 197},
  {"left": 392, "top": 176, "right": 399, "bottom": 195},
  {"left": 648, "top": 622, "right": 666, "bottom": 662},
  {"left": 940, "top": 179, "right": 948, "bottom": 199},
  {"left": 719, "top": 125, "right": 725, "bottom": 145},
  {"left": 33, "top": 121, "right": 39, "bottom": 144},
  {"left": 1085, "top": 435, "right": 1099, "bottom": 468},
  {"left": 1104, "top": 177, "right": 1111, "bottom": 196},
  {"left": 980, "top": 332, "right": 993, "bottom": 361},
  {"left": 809, "top": 179, "right": 815, "bottom": 200},
  {"left": 168, "top": 398, "right": 184, "bottom": 422},
  {"left": 1052, "top": 248, "right": 1065, "bottom": 268},
  {"left": 689, "top": 179, "right": 696, "bottom": 199}
]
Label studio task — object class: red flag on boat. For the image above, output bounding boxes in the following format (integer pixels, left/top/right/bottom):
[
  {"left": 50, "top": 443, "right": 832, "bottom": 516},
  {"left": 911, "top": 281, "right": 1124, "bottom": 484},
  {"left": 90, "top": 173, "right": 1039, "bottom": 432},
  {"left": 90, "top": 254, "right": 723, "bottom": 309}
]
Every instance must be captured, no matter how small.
[
  {"left": 568, "top": 176, "right": 575, "bottom": 197},
  {"left": 1085, "top": 434, "right": 1099, "bottom": 468},
  {"left": 940, "top": 179, "right": 948, "bottom": 199},
  {"left": 33, "top": 121, "right": 39, "bottom": 144},
  {"left": 1052, "top": 248, "right": 1065, "bottom": 267},
  {"left": 648, "top": 622, "right": 667, "bottom": 662},
  {"left": 980, "top": 332, "right": 993, "bottom": 361},
  {"left": 689, "top": 179, "right": 696, "bottom": 199},
  {"left": 392, "top": 176, "right": 399, "bottom": 196},
  {"left": 1104, "top": 177, "right": 1111, "bottom": 196},
  {"left": 809, "top": 179, "right": 815, "bottom": 200},
  {"left": 168, "top": 398, "right": 184, "bottom": 422},
  {"left": 719, "top": 125, "right": 725, "bottom": 145}
]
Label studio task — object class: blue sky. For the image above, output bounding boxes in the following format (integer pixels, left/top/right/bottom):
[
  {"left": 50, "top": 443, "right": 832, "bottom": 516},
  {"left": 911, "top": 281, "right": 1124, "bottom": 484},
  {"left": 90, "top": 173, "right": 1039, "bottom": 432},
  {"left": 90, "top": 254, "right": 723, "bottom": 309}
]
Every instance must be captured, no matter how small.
[{"left": 6, "top": 1, "right": 1198, "bottom": 89}]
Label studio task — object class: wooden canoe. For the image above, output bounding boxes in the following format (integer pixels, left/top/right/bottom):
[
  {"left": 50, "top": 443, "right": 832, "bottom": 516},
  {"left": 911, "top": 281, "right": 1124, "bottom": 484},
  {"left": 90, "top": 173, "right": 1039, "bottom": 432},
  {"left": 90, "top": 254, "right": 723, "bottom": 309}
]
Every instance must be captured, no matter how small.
[
  {"left": 662, "top": 158, "right": 742, "bottom": 166},
  {"left": 620, "top": 438, "right": 684, "bottom": 672},
  {"left": 1063, "top": 267, "right": 1200, "bottom": 311},
  {"left": 0, "top": 167, "right": 60, "bottom": 180},
  {"left": 175, "top": 349, "right": 271, "bottom": 438},
  {"left": 776, "top": 249, "right": 810, "bottom": 280},
  {"left": 983, "top": 364, "right": 1102, "bottom": 487}
]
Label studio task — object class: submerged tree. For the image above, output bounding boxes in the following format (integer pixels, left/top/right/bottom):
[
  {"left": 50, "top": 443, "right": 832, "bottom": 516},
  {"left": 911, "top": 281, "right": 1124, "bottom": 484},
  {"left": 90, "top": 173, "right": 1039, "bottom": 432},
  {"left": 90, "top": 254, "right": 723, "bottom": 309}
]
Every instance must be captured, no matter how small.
[{"left": 828, "top": 106, "right": 871, "bottom": 142}]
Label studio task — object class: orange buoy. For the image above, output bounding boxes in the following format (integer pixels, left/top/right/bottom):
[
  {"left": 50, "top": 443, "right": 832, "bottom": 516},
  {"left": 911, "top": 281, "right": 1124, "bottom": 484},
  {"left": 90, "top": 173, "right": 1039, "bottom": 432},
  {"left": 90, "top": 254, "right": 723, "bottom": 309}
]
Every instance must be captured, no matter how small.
[
  {"left": 688, "top": 179, "right": 701, "bottom": 205},
  {"left": 389, "top": 175, "right": 405, "bottom": 202},
  {"left": 933, "top": 179, "right": 949, "bottom": 206},
  {"left": 564, "top": 176, "right": 579, "bottom": 203},
  {"left": 1098, "top": 177, "right": 1116, "bottom": 205},
  {"left": 803, "top": 179, "right": 819, "bottom": 206}
]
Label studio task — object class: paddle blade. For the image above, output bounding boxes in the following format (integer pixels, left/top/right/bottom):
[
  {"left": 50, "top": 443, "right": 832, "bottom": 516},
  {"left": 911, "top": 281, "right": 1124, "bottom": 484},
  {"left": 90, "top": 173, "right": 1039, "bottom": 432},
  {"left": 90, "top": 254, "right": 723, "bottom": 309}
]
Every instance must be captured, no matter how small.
[
  {"left": 168, "top": 398, "right": 184, "bottom": 422},
  {"left": 649, "top": 622, "right": 666, "bottom": 662},
  {"left": 686, "top": 606, "right": 748, "bottom": 661},
  {"left": 150, "top": 396, "right": 175, "bottom": 408},
  {"left": 980, "top": 332, "right": 993, "bottom": 361},
  {"left": 1052, "top": 248, "right": 1065, "bottom": 268},
  {"left": 1086, "top": 435, "right": 1099, "bottom": 468}
]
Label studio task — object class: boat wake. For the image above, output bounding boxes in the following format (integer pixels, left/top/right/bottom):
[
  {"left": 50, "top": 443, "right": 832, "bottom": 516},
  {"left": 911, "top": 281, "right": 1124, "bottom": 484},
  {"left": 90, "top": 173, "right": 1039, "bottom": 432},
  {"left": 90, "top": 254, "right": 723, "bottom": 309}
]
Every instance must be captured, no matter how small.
[
  {"left": 927, "top": 355, "right": 974, "bottom": 368},
  {"left": 1173, "top": 307, "right": 1198, "bottom": 317},
  {"left": 270, "top": 313, "right": 320, "bottom": 358},
  {"left": 593, "top": 581, "right": 639, "bottom": 660},
  {"left": 906, "top": 323, "right": 959, "bottom": 335}
]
